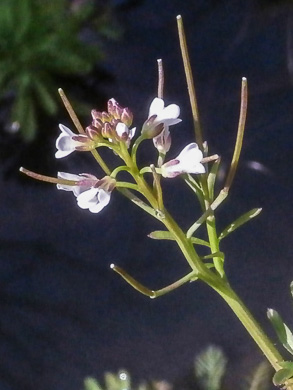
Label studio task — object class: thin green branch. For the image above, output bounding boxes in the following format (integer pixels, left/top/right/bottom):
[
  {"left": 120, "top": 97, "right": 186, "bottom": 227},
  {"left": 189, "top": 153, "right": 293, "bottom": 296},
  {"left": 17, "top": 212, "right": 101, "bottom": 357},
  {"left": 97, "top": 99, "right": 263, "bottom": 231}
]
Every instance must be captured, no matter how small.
[
  {"left": 176, "top": 15, "right": 204, "bottom": 149},
  {"left": 110, "top": 264, "right": 155, "bottom": 298},
  {"left": 157, "top": 58, "right": 164, "bottom": 99},
  {"left": 187, "top": 208, "right": 213, "bottom": 238},
  {"left": 19, "top": 167, "right": 78, "bottom": 186},
  {"left": 111, "top": 263, "right": 197, "bottom": 299},
  {"left": 150, "top": 164, "right": 164, "bottom": 211},
  {"left": 131, "top": 134, "right": 145, "bottom": 166},
  {"left": 224, "top": 77, "right": 248, "bottom": 191},
  {"left": 116, "top": 188, "right": 159, "bottom": 220},
  {"left": 152, "top": 271, "right": 197, "bottom": 298},
  {"left": 58, "top": 88, "right": 85, "bottom": 135},
  {"left": 111, "top": 165, "right": 133, "bottom": 179},
  {"left": 116, "top": 182, "right": 141, "bottom": 192},
  {"left": 58, "top": 88, "right": 110, "bottom": 175}
]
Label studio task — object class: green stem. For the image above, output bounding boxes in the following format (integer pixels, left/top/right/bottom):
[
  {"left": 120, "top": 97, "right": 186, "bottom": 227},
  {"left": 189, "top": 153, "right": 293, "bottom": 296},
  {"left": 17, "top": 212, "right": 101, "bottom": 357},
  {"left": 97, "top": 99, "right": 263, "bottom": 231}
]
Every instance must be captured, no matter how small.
[
  {"left": 58, "top": 88, "right": 111, "bottom": 175},
  {"left": 201, "top": 177, "right": 224, "bottom": 277},
  {"left": 204, "top": 276, "right": 284, "bottom": 371},
  {"left": 116, "top": 182, "right": 141, "bottom": 192}
]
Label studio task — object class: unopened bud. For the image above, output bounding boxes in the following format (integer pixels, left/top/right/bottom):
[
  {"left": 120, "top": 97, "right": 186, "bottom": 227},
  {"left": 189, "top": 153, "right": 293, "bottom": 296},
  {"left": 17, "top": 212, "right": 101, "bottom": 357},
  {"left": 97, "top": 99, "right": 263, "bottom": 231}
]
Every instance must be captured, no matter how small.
[{"left": 141, "top": 115, "right": 164, "bottom": 139}]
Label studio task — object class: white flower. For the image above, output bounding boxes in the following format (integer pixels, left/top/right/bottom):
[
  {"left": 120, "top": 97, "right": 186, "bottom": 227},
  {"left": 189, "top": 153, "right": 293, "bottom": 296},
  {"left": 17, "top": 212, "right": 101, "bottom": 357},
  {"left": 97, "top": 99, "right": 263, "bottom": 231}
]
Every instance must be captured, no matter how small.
[
  {"left": 57, "top": 172, "right": 115, "bottom": 213},
  {"left": 115, "top": 122, "right": 136, "bottom": 147},
  {"left": 161, "top": 143, "right": 205, "bottom": 178},
  {"left": 148, "top": 98, "right": 181, "bottom": 127},
  {"left": 76, "top": 187, "right": 111, "bottom": 213},
  {"left": 142, "top": 98, "right": 181, "bottom": 141},
  {"left": 55, "top": 124, "right": 89, "bottom": 159}
]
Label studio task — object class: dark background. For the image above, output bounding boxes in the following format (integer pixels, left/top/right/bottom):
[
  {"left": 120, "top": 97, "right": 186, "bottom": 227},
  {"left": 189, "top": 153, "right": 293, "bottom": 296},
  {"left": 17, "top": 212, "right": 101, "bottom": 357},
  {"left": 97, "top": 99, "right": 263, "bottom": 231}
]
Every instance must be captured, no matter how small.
[{"left": 1, "top": 0, "right": 293, "bottom": 389}]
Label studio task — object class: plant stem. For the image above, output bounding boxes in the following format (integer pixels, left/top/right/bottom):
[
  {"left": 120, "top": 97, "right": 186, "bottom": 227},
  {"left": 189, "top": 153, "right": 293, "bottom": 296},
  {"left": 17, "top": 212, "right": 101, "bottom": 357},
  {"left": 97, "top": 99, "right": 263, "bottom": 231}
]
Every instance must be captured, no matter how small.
[
  {"left": 157, "top": 205, "right": 284, "bottom": 374},
  {"left": 205, "top": 277, "right": 284, "bottom": 371}
]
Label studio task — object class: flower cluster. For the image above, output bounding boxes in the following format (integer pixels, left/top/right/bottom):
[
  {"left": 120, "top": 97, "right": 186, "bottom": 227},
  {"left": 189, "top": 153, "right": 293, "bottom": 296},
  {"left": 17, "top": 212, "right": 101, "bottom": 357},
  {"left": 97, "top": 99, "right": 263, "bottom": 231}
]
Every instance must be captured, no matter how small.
[
  {"left": 23, "top": 96, "right": 209, "bottom": 215},
  {"left": 90, "top": 98, "right": 136, "bottom": 147}
]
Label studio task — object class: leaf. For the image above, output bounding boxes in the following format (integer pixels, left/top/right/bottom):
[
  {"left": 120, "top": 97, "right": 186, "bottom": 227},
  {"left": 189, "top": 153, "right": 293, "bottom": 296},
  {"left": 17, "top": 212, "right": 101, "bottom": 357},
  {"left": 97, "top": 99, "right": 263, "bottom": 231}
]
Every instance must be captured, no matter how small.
[
  {"left": 84, "top": 377, "right": 104, "bottom": 390},
  {"left": 207, "top": 158, "right": 221, "bottom": 200},
  {"left": 202, "top": 252, "right": 224, "bottom": 261},
  {"left": 148, "top": 230, "right": 174, "bottom": 240},
  {"left": 32, "top": 77, "right": 57, "bottom": 115},
  {"left": 191, "top": 237, "right": 211, "bottom": 248},
  {"left": 194, "top": 345, "right": 227, "bottom": 390},
  {"left": 267, "top": 309, "right": 293, "bottom": 356},
  {"left": 219, "top": 208, "right": 262, "bottom": 241},
  {"left": 104, "top": 370, "right": 131, "bottom": 390},
  {"left": 273, "top": 363, "right": 293, "bottom": 386},
  {"left": 148, "top": 230, "right": 210, "bottom": 247}
]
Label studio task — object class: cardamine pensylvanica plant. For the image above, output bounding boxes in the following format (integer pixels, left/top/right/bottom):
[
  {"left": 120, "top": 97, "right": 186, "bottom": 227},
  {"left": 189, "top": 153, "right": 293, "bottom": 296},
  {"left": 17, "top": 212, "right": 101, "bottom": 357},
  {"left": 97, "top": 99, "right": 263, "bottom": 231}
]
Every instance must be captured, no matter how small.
[{"left": 20, "top": 15, "right": 293, "bottom": 389}]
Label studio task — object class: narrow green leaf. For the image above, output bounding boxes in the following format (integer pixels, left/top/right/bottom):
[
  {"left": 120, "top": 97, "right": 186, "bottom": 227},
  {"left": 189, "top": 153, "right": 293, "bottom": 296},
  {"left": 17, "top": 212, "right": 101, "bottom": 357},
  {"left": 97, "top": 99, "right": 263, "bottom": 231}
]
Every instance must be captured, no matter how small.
[
  {"left": 273, "top": 365, "right": 293, "bottom": 386},
  {"left": 104, "top": 372, "right": 120, "bottom": 390},
  {"left": 22, "top": 96, "right": 37, "bottom": 142},
  {"left": 32, "top": 77, "right": 57, "bottom": 115},
  {"left": 148, "top": 230, "right": 210, "bottom": 247},
  {"left": 207, "top": 158, "right": 221, "bottom": 200},
  {"left": 267, "top": 309, "right": 293, "bottom": 355},
  {"left": 202, "top": 252, "right": 224, "bottom": 261},
  {"left": 219, "top": 208, "right": 262, "bottom": 241},
  {"left": 191, "top": 237, "right": 211, "bottom": 248},
  {"left": 284, "top": 324, "right": 293, "bottom": 356},
  {"left": 84, "top": 377, "right": 103, "bottom": 390},
  {"left": 148, "top": 230, "right": 174, "bottom": 240},
  {"left": 267, "top": 309, "right": 287, "bottom": 345},
  {"left": 104, "top": 371, "right": 131, "bottom": 390}
]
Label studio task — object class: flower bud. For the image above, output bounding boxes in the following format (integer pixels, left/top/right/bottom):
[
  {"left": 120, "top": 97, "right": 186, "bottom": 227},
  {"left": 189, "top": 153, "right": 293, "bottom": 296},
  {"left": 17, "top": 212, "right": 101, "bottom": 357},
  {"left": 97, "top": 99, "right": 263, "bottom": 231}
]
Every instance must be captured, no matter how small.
[{"left": 141, "top": 116, "right": 164, "bottom": 139}]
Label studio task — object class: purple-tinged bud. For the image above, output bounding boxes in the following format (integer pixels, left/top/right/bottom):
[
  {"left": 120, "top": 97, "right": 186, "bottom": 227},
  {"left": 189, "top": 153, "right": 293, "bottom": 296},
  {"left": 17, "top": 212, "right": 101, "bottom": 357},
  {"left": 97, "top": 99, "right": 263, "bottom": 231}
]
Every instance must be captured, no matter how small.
[
  {"left": 86, "top": 126, "right": 102, "bottom": 141},
  {"left": 71, "top": 134, "right": 96, "bottom": 151},
  {"left": 91, "top": 109, "right": 103, "bottom": 121},
  {"left": 101, "top": 112, "right": 111, "bottom": 123},
  {"left": 102, "top": 122, "right": 113, "bottom": 139},
  {"left": 121, "top": 108, "right": 133, "bottom": 127},
  {"left": 108, "top": 98, "right": 123, "bottom": 120},
  {"left": 141, "top": 115, "right": 164, "bottom": 139},
  {"left": 91, "top": 119, "right": 103, "bottom": 132}
]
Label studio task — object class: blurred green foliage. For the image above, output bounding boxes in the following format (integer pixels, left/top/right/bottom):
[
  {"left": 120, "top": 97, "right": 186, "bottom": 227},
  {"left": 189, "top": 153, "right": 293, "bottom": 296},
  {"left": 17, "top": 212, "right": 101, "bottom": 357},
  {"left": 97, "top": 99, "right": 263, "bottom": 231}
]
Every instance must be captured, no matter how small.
[
  {"left": 195, "top": 345, "right": 272, "bottom": 390},
  {"left": 0, "top": 0, "right": 119, "bottom": 141},
  {"left": 84, "top": 370, "right": 169, "bottom": 390},
  {"left": 84, "top": 346, "right": 273, "bottom": 390}
]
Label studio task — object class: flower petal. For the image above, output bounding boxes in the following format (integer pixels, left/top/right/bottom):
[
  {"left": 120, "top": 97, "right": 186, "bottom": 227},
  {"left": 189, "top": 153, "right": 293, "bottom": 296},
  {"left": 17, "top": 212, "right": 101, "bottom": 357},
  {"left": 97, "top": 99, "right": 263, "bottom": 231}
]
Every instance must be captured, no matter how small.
[
  {"left": 76, "top": 188, "right": 110, "bottom": 213},
  {"left": 77, "top": 188, "right": 99, "bottom": 209},
  {"left": 116, "top": 122, "right": 129, "bottom": 138},
  {"left": 148, "top": 98, "right": 165, "bottom": 117},
  {"left": 89, "top": 190, "right": 111, "bottom": 213},
  {"left": 57, "top": 172, "right": 98, "bottom": 196},
  {"left": 59, "top": 124, "right": 75, "bottom": 136},
  {"left": 161, "top": 143, "right": 205, "bottom": 178},
  {"left": 157, "top": 104, "right": 181, "bottom": 125}
]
